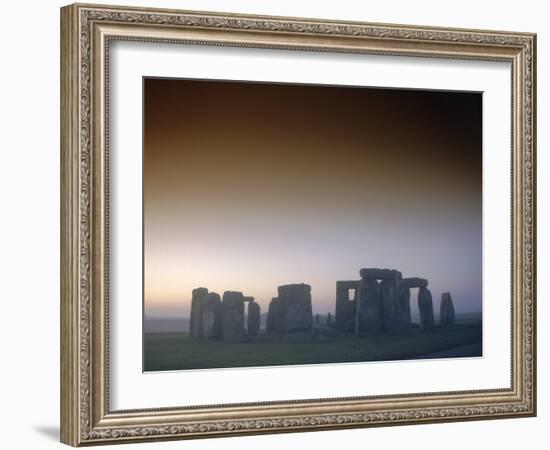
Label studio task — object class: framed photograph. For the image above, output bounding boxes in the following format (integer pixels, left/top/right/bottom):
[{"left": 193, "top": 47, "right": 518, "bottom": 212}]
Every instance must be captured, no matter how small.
[{"left": 60, "top": 3, "right": 537, "bottom": 446}]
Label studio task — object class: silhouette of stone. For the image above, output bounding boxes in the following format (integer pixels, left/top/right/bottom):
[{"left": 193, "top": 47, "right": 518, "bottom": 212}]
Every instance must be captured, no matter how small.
[
  {"left": 190, "top": 287, "right": 208, "bottom": 338},
  {"left": 326, "top": 312, "right": 333, "bottom": 327},
  {"left": 335, "top": 280, "right": 359, "bottom": 331},
  {"left": 315, "top": 313, "right": 320, "bottom": 324},
  {"left": 337, "top": 269, "right": 437, "bottom": 335},
  {"left": 221, "top": 291, "right": 245, "bottom": 342},
  {"left": 359, "top": 268, "right": 400, "bottom": 281},
  {"left": 202, "top": 292, "right": 222, "bottom": 339},
  {"left": 356, "top": 278, "right": 383, "bottom": 336},
  {"left": 380, "top": 279, "right": 401, "bottom": 333},
  {"left": 277, "top": 283, "right": 313, "bottom": 333},
  {"left": 398, "top": 286, "right": 412, "bottom": 327},
  {"left": 399, "top": 277, "right": 428, "bottom": 288},
  {"left": 418, "top": 287, "right": 434, "bottom": 331},
  {"left": 440, "top": 292, "right": 456, "bottom": 326},
  {"left": 266, "top": 297, "right": 279, "bottom": 333},
  {"left": 247, "top": 301, "right": 261, "bottom": 336},
  {"left": 243, "top": 296, "right": 254, "bottom": 302},
  {"left": 266, "top": 285, "right": 313, "bottom": 334}
]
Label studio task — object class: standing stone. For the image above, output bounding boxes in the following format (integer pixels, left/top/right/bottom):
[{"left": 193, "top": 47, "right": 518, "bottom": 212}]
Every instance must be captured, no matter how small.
[
  {"left": 335, "top": 280, "right": 358, "bottom": 331},
  {"left": 398, "top": 286, "right": 412, "bottom": 328},
  {"left": 221, "top": 291, "right": 245, "bottom": 342},
  {"left": 277, "top": 283, "right": 313, "bottom": 333},
  {"left": 202, "top": 292, "right": 222, "bottom": 339},
  {"left": 190, "top": 287, "right": 208, "bottom": 338},
  {"left": 380, "top": 279, "right": 400, "bottom": 333},
  {"left": 314, "top": 313, "right": 320, "bottom": 324},
  {"left": 356, "top": 278, "right": 383, "bottom": 336},
  {"left": 247, "top": 301, "right": 261, "bottom": 336},
  {"left": 326, "top": 312, "right": 333, "bottom": 327},
  {"left": 418, "top": 287, "right": 434, "bottom": 331},
  {"left": 440, "top": 292, "right": 456, "bottom": 326},
  {"left": 266, "top": 297, "right": 279, "bottom": 333}
]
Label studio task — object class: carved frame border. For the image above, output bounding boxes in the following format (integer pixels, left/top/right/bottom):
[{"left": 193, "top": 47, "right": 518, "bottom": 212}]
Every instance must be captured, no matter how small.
[{"left": 60, "top": 3, "right": 536, "bottom": 446}]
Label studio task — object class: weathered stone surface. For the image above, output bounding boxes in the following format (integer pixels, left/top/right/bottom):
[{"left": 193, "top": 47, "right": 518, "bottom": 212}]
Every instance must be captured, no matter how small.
[
  {"left": 247, "top": 301, "right": 261, "bottom": 336},
  {"left": 190, "top": 287, "right": 208, "bottom": 338},
  {"left": 277, "top": 283, "right": 313, "bottom": 333},
  {"left": 356, "top": 278, "right": 383, "bottom": 336},
  {"left": 399, "top": 277, "right": 429, "bottom": 288},
  {"left": 394, "top": 270, "right": 403, "bottom": 284},
  {"left": 266, "top": 297, "right": 279, "bottom": 333},
  {"left": 202, "top": 292, "right": 222, "bottom": 339},
  {"left": 418, "top": 287, "right": 434, "bottom": 331},
  {"left": 335, "top": 280, "right": 359, "bottom": 331},
  {"left": 221, "top": 291, "right": 245, "bottom": 342},
  {"left": 359, "top": 268, "right": 401, "bottom": 281},
  {"left": 440, "top": 292, "right": 456, "bottom": 326},
  {"left": 398, "top": 286, "right": 412, "bottom": 328},
  {"left": 380, "top": 279, "right": 400, "bottom": 333}
]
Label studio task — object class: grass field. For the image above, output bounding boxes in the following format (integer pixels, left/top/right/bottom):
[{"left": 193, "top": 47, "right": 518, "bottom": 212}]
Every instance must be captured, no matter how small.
[{"left": 144, "top": 320, "right": 482, "bottom": 371}]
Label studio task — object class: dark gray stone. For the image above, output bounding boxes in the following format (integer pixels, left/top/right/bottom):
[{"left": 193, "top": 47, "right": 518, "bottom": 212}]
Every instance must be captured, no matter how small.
[
  {"left": 380, "top": 279, "right": 400, "bottom": 333},
  {"left": 266, "top": 297, "right": 279, "bottom": 333},
  {"left": 277, "top": 283, "right": 313, "bottom": 333},
  {"left": 190, "top": 287, "right": 208, "bottom": 338},
  {"left": 243, "top": 296, "right": 254, "bottom": 302},
  {"left": 359, "top": 268, "right": 401, "bottom": 281},
  {"left": 394, "top": 270, "right": 403, "bottom": 284},
  {"left": 356, "top": 278, "right": 383, "bottom": 336},
  {"left": 202, "top": 292, "right": 222, "bottom": 339},
  {"left": 440, "top": 292, "right": 456, "bottom": 326},
  {"left": 335, "top": 280, "right": 359, "bottom": 331},
  {"left": 418, "top": 287, "right": 434, "bottom": 331},
  {"left": 247, "top": 301, "right": 261, "bottom": 336},
  {"left": 314, "top": 313, "right": 320, "bottom": 324},
  {"left": 326, "top": 312, "right": 333, "bottom": 327},
  {"left": 398, "top": 286, "right": 412, "bottom": 328},
  {"left": 221, "top": 291, "right": 245, "bottom": 342},
  {"left": 399, "top": 277, "right": 429, "bottom": 288}
]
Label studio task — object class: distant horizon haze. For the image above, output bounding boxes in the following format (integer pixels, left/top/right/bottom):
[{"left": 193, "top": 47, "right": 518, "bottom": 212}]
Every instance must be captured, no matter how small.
[
  {"left": 144, "top": 307, "right": 483, "bottom": 321},
  {"left": 145, "top": 284, "right": 482, "bottom": 319}
]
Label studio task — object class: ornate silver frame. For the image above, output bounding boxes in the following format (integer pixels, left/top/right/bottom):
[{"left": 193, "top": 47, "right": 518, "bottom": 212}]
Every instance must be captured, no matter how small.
[{"left": 60, "top": 3, "right": 536, "bottom": 446}]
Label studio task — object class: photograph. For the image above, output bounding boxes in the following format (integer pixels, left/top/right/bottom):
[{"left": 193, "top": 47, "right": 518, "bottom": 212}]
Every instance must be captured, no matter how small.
[
  {"left": 143, "top": 77, "right": 483, "bottom": 372},
  {"left": 57, "top": 2, "right": 536, "bottom": 446}
]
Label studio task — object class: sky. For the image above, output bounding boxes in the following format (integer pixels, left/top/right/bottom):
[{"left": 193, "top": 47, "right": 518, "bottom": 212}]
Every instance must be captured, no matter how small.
[{"left": 143, "top": 77, "right": 482, "bottom": 319}]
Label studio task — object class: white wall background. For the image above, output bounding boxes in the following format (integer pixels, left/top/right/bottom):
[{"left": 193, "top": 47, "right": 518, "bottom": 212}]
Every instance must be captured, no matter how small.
[{"left": 0, "top": 0, "right": 546, "bottom": 449}]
